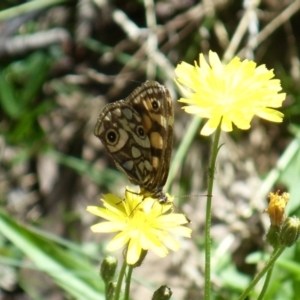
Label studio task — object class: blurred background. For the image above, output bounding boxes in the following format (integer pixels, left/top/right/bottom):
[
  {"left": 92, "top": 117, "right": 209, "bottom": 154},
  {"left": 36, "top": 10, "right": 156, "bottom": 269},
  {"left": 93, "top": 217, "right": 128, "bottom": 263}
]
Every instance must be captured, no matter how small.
[{"left": 1, "top": 0, "right": 300, "bottom": 299}]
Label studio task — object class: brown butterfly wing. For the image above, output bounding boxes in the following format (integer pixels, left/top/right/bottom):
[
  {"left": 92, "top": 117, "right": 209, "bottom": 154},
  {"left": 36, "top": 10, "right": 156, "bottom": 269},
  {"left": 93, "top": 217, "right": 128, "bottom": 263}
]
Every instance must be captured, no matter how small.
[
  {"left": 94, "top": 81, "right": 174, "bottom": 200},
  {"left": 125, "top": 81, "right": 174, "bottom": 195},
  {"left": 94, "top": 101, "right": 153, "bottom": 186}
]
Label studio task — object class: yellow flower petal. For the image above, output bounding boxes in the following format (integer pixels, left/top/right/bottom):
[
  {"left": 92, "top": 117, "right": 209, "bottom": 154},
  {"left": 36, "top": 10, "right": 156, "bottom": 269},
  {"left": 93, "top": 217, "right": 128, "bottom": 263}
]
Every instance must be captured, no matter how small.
[
  {"left": 256, "top": 108, "right": 284, "bottom": 122},
  {"left": 90, "top": 221, "right": 126, "bottom": 233},
  {"left": 201, "top": 117, "right": 222, "bottom": 136},
  {"left": 141, "top": 232, "right": 169, "bottom": 257},
  {"left": 106, "top": 231, "right": 130, "bottom": 251},
  {"left": 158, "top": 233, "right": 181, "bottom": 252},
  {"left": 127, "top": 239, "right": 142, "bottom": 264}
]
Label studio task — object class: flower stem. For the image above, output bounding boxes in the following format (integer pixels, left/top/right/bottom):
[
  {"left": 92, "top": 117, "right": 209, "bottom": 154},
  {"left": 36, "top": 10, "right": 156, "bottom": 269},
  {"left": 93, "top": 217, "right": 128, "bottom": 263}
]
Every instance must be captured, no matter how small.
[
  {"left": 238, "top": 246, "right": 285, "bottom": 300},
  {"left": 257, "top": 263, "right": 274, "bottom": 300},
  {"left": 114, "top": 260, "right": 127, "bottom": 300},
  {"left": 205, "top": 123, "right": 222, "bottom": 300},
  {"left": 124, "top": 265, "right": 133, "bottom": 300}
]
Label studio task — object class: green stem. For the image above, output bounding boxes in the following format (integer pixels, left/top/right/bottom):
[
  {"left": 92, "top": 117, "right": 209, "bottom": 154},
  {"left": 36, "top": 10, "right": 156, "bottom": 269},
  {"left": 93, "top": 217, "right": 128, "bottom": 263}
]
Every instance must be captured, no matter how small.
[
  {"left": 257, "top": 263, "right": 274, "bottom": 300},
  {"left": 238, "top": 246, "right": 285, "bottom": 300},
  {"left": 204, "top": 124, "right": 222, "bottom": 300},
  {"left": 124, "top": 265, "right": 133, "bottom": 300},
  {"left": 114, "top": 260, "right": 127, "bottom": 300}
]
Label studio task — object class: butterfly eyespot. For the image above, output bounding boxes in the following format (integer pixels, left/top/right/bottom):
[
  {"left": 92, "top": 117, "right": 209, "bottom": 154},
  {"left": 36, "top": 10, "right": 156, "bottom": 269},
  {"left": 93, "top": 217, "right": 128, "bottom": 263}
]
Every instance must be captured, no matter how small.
[
  {"left": 151, "top": 100, "right": 160, "bottom": 111},
  {"left": 106, "top": 129, "right": 118, "bottom": 144},
  {"left": 136, "top": 125, "right": 145, "bottom": 137}
]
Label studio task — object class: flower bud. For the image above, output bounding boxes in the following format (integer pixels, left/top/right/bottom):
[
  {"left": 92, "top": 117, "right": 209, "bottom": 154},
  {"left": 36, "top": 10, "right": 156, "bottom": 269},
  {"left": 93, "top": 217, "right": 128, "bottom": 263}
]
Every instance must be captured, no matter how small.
[
  {"left": 266, "top": 225, "right": 281, "bottom": 248},
  {"left": 280, "top": 217, "right": 300, "bottom": 247},
  {"left": 100, "top": 256, "right": 117, "bottom": 284},
  {"left": 152, "top": 285, "right": 172, "bottom": 300},
  {"left": 265, "top": 191, "right": 289, "bottom": 227}
]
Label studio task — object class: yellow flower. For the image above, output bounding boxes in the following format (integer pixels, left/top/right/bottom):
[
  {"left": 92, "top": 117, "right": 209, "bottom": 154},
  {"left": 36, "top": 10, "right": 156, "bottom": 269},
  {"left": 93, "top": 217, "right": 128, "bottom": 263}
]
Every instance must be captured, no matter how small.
[
  {"left": 265, "top": 191, "right": 290, "bottom": 226},
  {"left": 87, "top": 189, "right": 191, "bottom": 265},
  {"left": 175, "top": 50, "right": 286, "bottom": 136}
]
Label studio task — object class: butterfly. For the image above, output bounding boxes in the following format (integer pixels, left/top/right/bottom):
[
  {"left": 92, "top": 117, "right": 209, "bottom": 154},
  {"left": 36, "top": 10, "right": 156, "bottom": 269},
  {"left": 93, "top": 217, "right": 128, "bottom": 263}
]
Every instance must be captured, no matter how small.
[{"left": 94, "top": 81, "right": 174, "bottom": 203}]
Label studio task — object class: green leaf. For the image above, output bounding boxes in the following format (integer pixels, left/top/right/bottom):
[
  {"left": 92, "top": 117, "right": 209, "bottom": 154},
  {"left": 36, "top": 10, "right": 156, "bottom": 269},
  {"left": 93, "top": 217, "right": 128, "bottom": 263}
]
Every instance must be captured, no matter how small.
[{"left": 0, "top": 209, "right": 105, "bottom": 300}]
